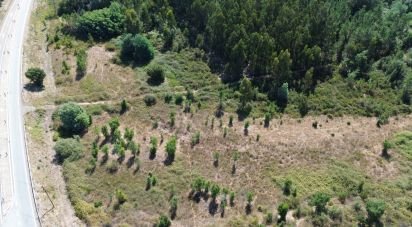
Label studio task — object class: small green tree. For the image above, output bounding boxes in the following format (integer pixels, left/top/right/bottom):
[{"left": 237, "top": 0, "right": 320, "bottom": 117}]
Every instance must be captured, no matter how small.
[
  {"left": 191, "top": 131, "right": 200, "bottom": 147},
  {"left": 25, "top": 67, "right": 46, "bottom": 86},
  {"left": 278, "top": 202, "right": 289, "bottom": 222},
  {"left": 115, "top": 189, "right": 127, "bottom": 204},
  {"left": 264, "top": 112, "right": 271, "bottom": 128},
  {"left": 102, "top": 144, "right": 109, "bottom": 159},
  {"left": 366, "top": 199, "right": 385, "bottom": 223},
  {"left": 128, "top": 141, "right": 140, "bottom": 156},
  {"left": 150, "top": 136, "right": 158, "bottom": 158},
  {"left": 165, "top": 136, "right": 177, "bottom": 162},
  {"left": 118, "top": 146, "right": 125, "bottom": 160},
  {"left": 156, "top": 215, "right": 171, "bottom": 227},
  {"left": 244, "top": 121, "right": 250, "bottom": 136},
  {"left": 246, "top": 192, "right": 253, "bottom": 205},
  {"left": 91, "top": 142, "right": 98, "bottom": 159},
  {"left": 76, "top": 48, "right": 87, "bottom": 78},
  {"left": 169, "top": 112, "right": 176, "bottom": 127},
  {"left": 266, "top": 212, "right": 273, "bottom": 224},
  {"left": 310, "top": 192, "right": 330, "bottom": 214},
  {"left": 210, "top": 184, "right": 220, "bottom": 200},
  {"left": 121, "top": 99, "right": 129, "bottom": 113},
  {"left": 109, "top": 117, "right": 120, "bottom": 134},
  {"left": 146, "top": 175, "right": 153, "bottom": 190},
  {"left": 124, "top": 128, "right": 134, "bottom": 141},
  {"left": 283, "top": 179, "right": 292, "bottom": 196},
  {"left": 277, "top": 83, "right": 289, "bottom": 108},
  {"left": 112, "top": 129, "right": 122, "bottom": 144},
  {"left": 232, "top": 151, "right": 240, "bottom": 174},
  {"left": 213, "top": 151, "right": 219, "bottom": 167},
  {"left": 229, "top": 191, "right": 235, "bottom": 206},
  {"left": 170, "top": 196, "right": 178, "bottom": 219},
  {"left": 382, "top": 140, "right": 392, "bottom": 158},
  {"left": 191, "top": 177, "right": 205, "bottom": 193},
  {"left": 229, "top": 115, "right": 234, "bottom": 127},
  {"left": 101, "top": 125, "right": 109, "bottom": 138}
]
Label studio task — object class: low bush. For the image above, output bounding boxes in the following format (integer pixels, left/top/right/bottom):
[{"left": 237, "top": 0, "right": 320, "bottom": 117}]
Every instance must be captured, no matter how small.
[
  {"left": 144, "top": 95, "right": 157, "bottom": 106},
  {"left": 147, "top": 64, "right": 165, "bottom": 85},
  {"left": 54, "top": 138, "right": 83, "bottom": 163},
  {"left": 25, "top": 67, "right": 46, "bottom": 87},
  {"left": 121, "top": 33, "right": 154, "bottom": 65}
]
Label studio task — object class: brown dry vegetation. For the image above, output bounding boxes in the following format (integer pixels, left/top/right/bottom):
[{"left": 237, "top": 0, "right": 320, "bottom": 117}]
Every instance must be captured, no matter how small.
[{"left": 23, "top": 1, "right": 412, "bottom": 226}]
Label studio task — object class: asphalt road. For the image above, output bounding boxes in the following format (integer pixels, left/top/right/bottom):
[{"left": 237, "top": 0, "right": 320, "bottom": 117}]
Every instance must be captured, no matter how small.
[{"left": 0, "top": 0, "right": 38, "bottom": 226}]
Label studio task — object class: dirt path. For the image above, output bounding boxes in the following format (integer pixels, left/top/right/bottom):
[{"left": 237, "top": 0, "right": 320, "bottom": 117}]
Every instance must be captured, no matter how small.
[{"left": 23, "top": 0, "right": 83, "bottom": 226}]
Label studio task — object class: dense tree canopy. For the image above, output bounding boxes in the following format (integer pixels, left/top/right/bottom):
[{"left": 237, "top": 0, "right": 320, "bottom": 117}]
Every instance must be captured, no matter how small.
[{"left": 59, "top": 0, "right": 412, "bottom": 113}]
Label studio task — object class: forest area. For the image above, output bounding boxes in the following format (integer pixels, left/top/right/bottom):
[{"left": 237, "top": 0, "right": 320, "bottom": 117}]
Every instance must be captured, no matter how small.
[{"left": 55, "top": 0, "right": 412, "bottom": 119}]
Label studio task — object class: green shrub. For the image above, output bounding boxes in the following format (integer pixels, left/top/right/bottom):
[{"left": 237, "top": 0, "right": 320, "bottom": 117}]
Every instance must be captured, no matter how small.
[
  {"left": 283, "top": 179, "right": 292, "bottom": 196},
  {"left": 121, "top": 34, "right": 154, "bottom": 65},
  {"left": 120, "top": 99, "right": 129, "bottom": 113},
  {"left": 156, "top": 215, "right": 171, "bottom": 227},
  {"left": 175, "top": 94, "right": 184, "bottom": 105},
  {"left": 382, "top": 140, "right": 392, "bottom": 157},
  {"left": 264, "top": 112, "right": 271, "bottom": 127},
  {"left": 150, "top": 136, "right": 158, "bottom": 157},
  {"left": 164, "top": 93, "right": 173, "bottom": 103},
  {"left": 278, "top": 202, "right": 289, "bottom": 222},
  {"left": 169, "top": 112, "right": 175, "bottom": 127},
  {"left": 277, "top": 83, "right": 289, "bottom": 108},
  {"left": 107, "top": 160, "right": 119, "bottom": 173},
  {"left": 54, "top": 138, "right": 83, "bottom": 162},
  {"left": 25, "top": 67, "right": 46, "bottom": 86},
  {"left": 266, "top": 212, "right": 273, "bottom": 224},
  {"left": 165, "top": 136, "right": 177, "bottom": 162},
  {"left": 210, "top": 184, "right": 220, "bottom": 200},
  {"left": 246, "top": 192, "right": 253, "bottom": 204},
  {"left": 115, "top": 189, "right": 127, "bottom": 204},
  {"left": 366, "top": 199, "right": 385, "bottom": 223},
  {"left": 76, "top": 48, "right": 87, "bottom": 78},
  {"left": 74, "top": 2, "right": 125, "bottom": 40},
  {"left": 229, "top": 191, "right": 235, "bottom": 206},
  {"left": 328, "top": 206, "right": 343, "bottom": 221},
  {"left": 147, "top": 64, "right": 165, "bottom": 85},
  {"left": 108, "top": 117, "right": 120, "bottom": 133},
  {"left": 191, "top": 131, "right": 200, "bottom": 147},
  {"left": 144, "top": 95, "right": 157, "bottom": 106},
  {"left": 58, "top": 102, "right": 91, "bottom": 134},
  {"left": 309, "top": 192, "right": 330, "bottom": 214},
  {"left": 229, "top": 115, "right": 234, "bottom": 127}
]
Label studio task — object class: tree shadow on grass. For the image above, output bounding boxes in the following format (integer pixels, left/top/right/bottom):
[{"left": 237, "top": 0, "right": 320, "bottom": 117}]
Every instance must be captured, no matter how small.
[
  {"left": 245, "top": 204, "right": 252, "bottom": 215},
  {"left": 163, "top": 156, "right": 174, "bottom": 166},
  {"left": 126, "top": 156, "right": 135, "bottom": 168},
  {"left": 117, "top": 156, "right": 125, "bottom": 164},
  {"left": 208, "top": 200, "right": 218, "bottom": 216},
  {"left": 24, "top": 83, "right": 44, "bottom": 92},
  {"left": 100, "top": 154, "right": 108, "bottom": 166}
]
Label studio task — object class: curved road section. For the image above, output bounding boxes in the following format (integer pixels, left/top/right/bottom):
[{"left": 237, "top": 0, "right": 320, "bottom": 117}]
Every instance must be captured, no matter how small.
[{"left": 0, "top": 0, "right": 38, "bottom": 226}]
